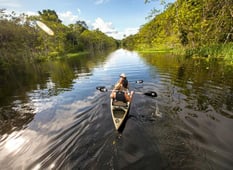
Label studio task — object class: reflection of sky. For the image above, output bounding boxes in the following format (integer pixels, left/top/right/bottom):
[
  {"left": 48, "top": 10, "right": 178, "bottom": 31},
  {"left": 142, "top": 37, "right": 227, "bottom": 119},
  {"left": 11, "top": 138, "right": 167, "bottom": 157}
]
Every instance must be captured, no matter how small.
[
  {"left": 104, "top": 49, "right": 141, "bottom": 68},
  {"left": 0, "top": 50, "right": 125, "bottom": 166},
  {"left": 1, "top": 129, "right": 58, "bottom": 170},
  {"left": 0, "top": 49, "right": 155, "bottom": 169},
  {"left": 4, "top": 132, "right": 27, "bottom": 153},
  {"left": 1, "top": 49, "right": 232, "bottom": 169},
  {"left": 1, "top": 58, "right": 101, "bottom": 167},
  {"left": 0, "top": 95, "right": 97, "bottom": 169},
  {"left": 96, "top": 49, "right": 151, "bottom": 83}
]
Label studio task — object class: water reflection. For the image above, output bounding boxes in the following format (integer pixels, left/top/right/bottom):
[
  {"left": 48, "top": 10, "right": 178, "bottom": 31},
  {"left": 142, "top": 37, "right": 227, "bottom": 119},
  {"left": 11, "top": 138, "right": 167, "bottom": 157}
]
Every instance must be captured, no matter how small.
[
  {"left": 0, "top": 49, "right": 233, "bottom": 169},
  {"left": 140, "top": 53, "right": 233, "bottom": 118},
  {"left": 140, "top": 52, "right": 233, "bottom": 169},
  {"left": 4, "top": 132, "right": 27, "bottom": 154},
  {"left": 0, "top": 51, "right": 110, "bottom": 136}
]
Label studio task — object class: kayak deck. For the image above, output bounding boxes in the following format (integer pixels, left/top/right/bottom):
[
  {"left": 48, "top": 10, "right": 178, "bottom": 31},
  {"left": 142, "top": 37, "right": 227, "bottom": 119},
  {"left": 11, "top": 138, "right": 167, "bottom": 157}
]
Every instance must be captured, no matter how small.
[{"left": 111, "top": 99, "right": 130, "bottom": 130}]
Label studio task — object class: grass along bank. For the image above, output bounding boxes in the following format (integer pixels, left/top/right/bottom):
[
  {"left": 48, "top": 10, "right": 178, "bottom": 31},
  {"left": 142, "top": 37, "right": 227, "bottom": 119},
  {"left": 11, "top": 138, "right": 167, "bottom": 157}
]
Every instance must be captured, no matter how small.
[
  {"left": 135, "top": 43, "right": 233, "bottom": 64},
  {"left": 185, "top": 43, "right": 233, "bottom": 63}
]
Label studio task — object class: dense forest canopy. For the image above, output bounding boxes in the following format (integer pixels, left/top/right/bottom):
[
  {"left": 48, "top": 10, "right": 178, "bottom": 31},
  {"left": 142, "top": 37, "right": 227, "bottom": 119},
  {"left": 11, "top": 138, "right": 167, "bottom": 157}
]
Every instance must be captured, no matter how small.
[
  {"left": 1, "top": 0, "right": 233, "bottom": 64},
  {"left": 0, "top": 9, "right": 118, "bottom": 63},
  {"left": 124, "top": 0, "right": 233, "bottom": 60}
]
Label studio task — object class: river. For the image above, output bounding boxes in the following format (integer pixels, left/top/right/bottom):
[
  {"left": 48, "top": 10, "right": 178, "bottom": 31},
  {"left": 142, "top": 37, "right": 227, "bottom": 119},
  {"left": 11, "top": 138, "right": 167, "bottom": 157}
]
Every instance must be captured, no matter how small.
[{"left": 0, "top": 49, "right": 232, "bottom": 170}]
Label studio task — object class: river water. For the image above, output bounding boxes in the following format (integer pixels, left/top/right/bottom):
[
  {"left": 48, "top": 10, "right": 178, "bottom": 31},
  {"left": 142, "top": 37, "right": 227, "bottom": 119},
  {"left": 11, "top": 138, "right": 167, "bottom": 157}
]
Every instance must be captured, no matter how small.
[{"left": 0, "top": 49, "right": 232, "bottom": 170}]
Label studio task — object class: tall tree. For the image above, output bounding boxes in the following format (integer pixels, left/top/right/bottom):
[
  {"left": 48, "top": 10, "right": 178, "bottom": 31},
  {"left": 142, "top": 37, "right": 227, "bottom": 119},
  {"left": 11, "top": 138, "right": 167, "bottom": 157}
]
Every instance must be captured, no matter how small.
[
  {"left": 38, "top": 9, "right": 62, "bottom": 23},
  {"left": 124, "top": 0, "right": 233, "bottom": 50}
]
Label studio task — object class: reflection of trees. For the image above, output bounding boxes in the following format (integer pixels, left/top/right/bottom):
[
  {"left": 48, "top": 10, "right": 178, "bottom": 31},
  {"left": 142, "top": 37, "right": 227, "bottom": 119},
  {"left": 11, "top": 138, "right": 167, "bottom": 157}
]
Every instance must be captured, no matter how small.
[
  {"left": 48, "top": 61, "right": 75, "bottom": 89},
  {"left": 0, "top": 63, "right": 48, "bottom": 106},
  {"left": 0, "top": 51, "right": 110, "bottom": 135},
  {"left": 140, "top": 53, "right": 233, "bottom": 119},
  {"left": 0, "top": 105, "right": 34, "bottom": 135}
]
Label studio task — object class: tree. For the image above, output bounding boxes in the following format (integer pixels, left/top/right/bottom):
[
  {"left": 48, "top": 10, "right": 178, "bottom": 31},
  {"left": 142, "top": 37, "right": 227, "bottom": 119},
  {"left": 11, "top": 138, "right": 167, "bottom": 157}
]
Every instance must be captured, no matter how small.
[
  {"left": 38, "top": 9, "right": 62, "bottom": 23},
  {"left": 124, "top": 0, "right": 233, "bottom": 50}
]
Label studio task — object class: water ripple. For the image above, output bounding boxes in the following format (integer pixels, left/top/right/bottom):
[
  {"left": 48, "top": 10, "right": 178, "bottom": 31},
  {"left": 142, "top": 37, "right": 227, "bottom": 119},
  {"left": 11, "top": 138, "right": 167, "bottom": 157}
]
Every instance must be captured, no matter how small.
[{"left": 1, "top": 49, "right": 233, "bottom": 170}]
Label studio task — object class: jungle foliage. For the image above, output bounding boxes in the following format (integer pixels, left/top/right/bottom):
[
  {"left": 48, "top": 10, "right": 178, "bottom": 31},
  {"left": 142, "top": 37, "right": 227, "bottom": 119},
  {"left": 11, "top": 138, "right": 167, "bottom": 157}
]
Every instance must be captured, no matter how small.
[
  {"left": 0, "top": 9, "right": 118, "bottom": 68},
  {"left": 124, "top": 0, "right": 233, "bottom": 60}
]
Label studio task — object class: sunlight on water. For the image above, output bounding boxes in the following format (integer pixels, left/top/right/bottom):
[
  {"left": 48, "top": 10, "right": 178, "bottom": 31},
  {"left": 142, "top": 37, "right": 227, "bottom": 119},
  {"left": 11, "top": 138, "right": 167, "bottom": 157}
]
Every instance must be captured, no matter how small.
[
  {"left": 4, "top": 133, "right": 27, "bottom": 154},
  {"left": 32, "top": 162, "right": 55, "bottom": 170},
  {"left": 0, "top": 49, "right": 232, "bottom": 169},
  {"left": 32, "top": 164, "right": 41, "bottom": 170}
]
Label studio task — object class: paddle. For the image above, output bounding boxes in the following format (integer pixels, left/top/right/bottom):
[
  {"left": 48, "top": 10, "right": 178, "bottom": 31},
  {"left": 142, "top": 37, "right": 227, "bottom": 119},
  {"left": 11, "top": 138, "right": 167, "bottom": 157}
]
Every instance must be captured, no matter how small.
[
  {"left": 96, "top": 86, "right": 157, "bottom": 97},
  {"left": 142, "top": 91, "right": 157, "bottom": 97},
  {"left": 96, "top": 80, "right": 143, "bottom": 90},
  {"left": 134, "top": 80, "right": 144, "bottom": 83},
  {"left": 96, "top": 86, "right": 106, "bottom": 91}
]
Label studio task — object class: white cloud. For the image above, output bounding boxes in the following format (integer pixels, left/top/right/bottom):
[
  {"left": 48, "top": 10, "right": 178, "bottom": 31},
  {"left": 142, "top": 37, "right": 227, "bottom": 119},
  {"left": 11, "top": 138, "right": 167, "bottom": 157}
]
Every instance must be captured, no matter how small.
[
  {"left": 58, "top": 11, "right": 78, "bottom": 25},
  {"left": 4, "top": 9, "right": 37, "bottom": 17},
  {"left": 25, "top": 11, "right": 38, "bottom": 16},
  {"left": 92, "top": 17, "right": 117, "bottom": 33},
  {"left": 111, "top": 27, "right": 139, "bottom": 40},
  {"left": 92, "top": 17, "right": 139, "bottom": 40},
  {"left": 77, "top": 8, "right": 81, "bottom": 15},
  {"left": 0, "top": 0, "right": 21, "bottom": 8},
  {"left": 94, "top": 0, "right": 110, "bottom": 5},
  {"left": 3, "top": 9, "right": 79, "bottom": 26},
  {"left": 124, "top": 27, "right": 139, "bottom": 37},
  {"left": 58, "top": 9, "right": 81, "bottom": 25}
]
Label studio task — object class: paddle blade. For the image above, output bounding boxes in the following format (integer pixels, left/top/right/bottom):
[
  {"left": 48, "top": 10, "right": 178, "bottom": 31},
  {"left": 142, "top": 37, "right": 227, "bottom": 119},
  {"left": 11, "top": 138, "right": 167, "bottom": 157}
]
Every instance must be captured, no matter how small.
[
  {"left": 36, "top": 21, "right": 54, "bottom": 36},
  {"left": 144, "top": 91, "right": 157, "bottom": 97},
  {"left": 96, "top": 86, "right": 108, "bottom": 92},
  {"left": 100, "top": 88, "right": 108, "bottom": 92},
  {"left": 96, "top": 86, "right": 106, "bottom": 90},
  {"left": 135, "top": 80, "right": 144, "bottom": 83}
]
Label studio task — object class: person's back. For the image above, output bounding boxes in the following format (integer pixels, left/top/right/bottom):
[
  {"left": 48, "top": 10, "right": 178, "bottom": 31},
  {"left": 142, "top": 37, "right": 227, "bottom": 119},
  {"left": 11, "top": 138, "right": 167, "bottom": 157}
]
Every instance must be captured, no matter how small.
[
  {"left": 115, "top": 91, "right": 127, "bottom": 103},
  {"left": 110, "top": 73, "right": 133, "bottom": 102}
]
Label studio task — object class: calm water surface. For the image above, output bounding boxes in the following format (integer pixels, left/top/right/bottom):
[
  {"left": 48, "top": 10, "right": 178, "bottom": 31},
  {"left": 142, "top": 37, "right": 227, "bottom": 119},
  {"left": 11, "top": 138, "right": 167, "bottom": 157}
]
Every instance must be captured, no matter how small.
[{"left": 0, "top": 49, "right": 232, "bottom": 169}]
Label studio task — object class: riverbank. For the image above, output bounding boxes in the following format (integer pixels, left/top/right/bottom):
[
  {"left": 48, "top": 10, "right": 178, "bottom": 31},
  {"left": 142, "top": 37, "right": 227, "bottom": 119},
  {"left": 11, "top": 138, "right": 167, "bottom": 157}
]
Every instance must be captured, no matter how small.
[
  {"left": 185, "top": 43, "right": 233, "bottom": 62},
  {"left": 136, "top": 43, "right": 233, "bottom": 64}
]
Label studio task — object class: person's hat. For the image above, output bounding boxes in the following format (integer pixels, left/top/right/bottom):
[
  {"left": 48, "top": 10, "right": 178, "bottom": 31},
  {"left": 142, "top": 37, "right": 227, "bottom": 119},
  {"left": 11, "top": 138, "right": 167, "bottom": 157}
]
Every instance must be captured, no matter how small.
[{"left": 120, "top": 73, "right": 126, "bottom": 78}]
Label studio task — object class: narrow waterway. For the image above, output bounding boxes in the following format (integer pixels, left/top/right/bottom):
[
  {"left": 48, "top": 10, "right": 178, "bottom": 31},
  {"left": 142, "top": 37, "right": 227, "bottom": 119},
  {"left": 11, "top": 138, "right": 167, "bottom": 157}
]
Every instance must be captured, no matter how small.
[{"left": 0, "top": 49, "right": 232, "bottom": 169}]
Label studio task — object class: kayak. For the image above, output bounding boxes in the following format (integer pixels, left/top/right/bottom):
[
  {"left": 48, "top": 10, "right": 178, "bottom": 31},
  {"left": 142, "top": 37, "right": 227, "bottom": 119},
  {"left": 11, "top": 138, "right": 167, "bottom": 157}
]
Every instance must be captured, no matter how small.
[
  {"left": 110, "top": 98, "right": 131, "bottom": 130},
  {"left": 96, "top": 81, "right": 157, "bottom": 130}
]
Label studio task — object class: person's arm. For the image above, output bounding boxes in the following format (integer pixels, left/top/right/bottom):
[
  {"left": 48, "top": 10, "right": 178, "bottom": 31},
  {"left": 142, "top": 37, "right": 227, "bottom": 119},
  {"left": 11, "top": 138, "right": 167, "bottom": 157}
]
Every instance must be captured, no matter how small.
[
  {"left": 110, "top": 91, "right": 116, "bottom": 99},
  {"left": 124, "top": 93, "right": 130, "bottom": 102},
  {"left": 115, "top": 78, "right": 124, "bottom": 90},
  {"left": 114, "top": 82, "right": 121, "bottom": 90},
  {"left": 126, "top": 91, "right": 134, "bottom": 102}
]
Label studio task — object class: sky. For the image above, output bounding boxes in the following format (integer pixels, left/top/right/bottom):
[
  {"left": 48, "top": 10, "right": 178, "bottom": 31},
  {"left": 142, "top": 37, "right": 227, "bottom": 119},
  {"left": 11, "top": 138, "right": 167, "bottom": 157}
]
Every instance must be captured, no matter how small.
[{"left": 1, "top": 0, "right": 174, "bottom": 39}]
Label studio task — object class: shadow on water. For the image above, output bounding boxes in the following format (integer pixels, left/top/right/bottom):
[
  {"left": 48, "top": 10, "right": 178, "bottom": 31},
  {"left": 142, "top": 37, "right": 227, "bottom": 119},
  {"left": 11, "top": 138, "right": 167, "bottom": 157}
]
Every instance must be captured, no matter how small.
[
  {"left": 117, "top": 108, "right": 136, "bottom": 134},
  {"left": 117, "top": 116, "right": 128, "bottom": 134},
  {"left": 91, "top": 97, "right": 162, "bottom": 170}
]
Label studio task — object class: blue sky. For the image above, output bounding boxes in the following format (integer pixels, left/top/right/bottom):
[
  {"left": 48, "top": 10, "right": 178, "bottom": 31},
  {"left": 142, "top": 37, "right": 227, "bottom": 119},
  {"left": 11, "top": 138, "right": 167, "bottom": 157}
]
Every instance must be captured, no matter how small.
[{"left": 1, "top": 0, "right": 174, "bottom": 39}]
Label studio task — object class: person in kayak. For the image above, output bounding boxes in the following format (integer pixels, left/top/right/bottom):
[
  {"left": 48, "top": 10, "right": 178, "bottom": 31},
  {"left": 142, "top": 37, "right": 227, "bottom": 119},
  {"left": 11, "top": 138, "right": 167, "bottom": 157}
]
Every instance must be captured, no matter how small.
[{"left": 110, "top": 73, "right": 134, "bottom": 102}]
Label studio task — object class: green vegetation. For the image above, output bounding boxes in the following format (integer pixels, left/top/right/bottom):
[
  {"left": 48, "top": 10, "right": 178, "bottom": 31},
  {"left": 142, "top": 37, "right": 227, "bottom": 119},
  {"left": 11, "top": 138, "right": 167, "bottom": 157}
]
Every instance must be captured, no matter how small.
[
  {"left": 185, "top": 43, "right": 233, "bottom": 62},
  {"left": 66, "top": 52, "right": 90, "bottom": 58},
  {"left": 0, "top": 9, "right": 118, "bottom": 72},
  {"left": 124, "top": 0, "right": 233, "bottom": 61},
  {"left": 1, "top": 0, "right": 232, "bottom": 70},
  {"left": 140, "top": 52, "right": 233, "bottom": 90}
]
